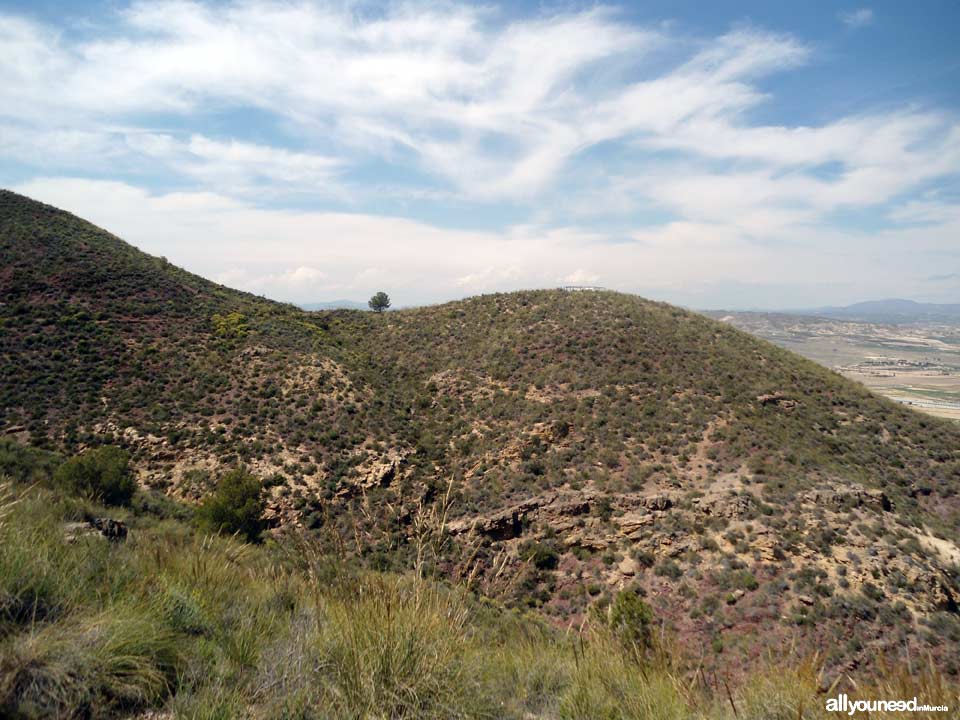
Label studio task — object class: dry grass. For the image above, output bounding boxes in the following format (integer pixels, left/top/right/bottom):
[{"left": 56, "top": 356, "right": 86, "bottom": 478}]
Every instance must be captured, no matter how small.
[{"left": 0, "top": 479, "right": 957, "bottom": 719}]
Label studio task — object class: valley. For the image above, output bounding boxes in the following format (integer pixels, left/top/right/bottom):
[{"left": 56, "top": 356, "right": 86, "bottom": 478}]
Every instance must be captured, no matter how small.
[{"left": 705, "top": 312, "right": 960, "bottom": 421}]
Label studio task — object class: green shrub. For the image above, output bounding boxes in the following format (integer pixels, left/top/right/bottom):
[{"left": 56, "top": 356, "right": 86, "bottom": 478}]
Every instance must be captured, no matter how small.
[
  {"left": 605, "top": 590, "right": 655, "bottom": 657},
  {"left": 520, "top": 541, "right": 560, "bottom": 570},
  {"left": 0, "top": 438, "right": 60, "bottom": 485},
  {"left": 53, "top": 446, "right": 134, "bottom": 506},
  {"left": 196, "top": 468, "right": 266, "bottom": 543},
  {"left": 159, "top": 586, "right": 209, "bottom": 635},
  {"left": 211, "top": 311, "right": 248, "bottom": 339},
  {"left": 654, "top": 559, "right": 682, "bottom": 579}
]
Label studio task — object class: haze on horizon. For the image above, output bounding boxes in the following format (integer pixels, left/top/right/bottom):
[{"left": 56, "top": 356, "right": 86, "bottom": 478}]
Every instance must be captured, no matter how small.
[{"left": 2, "top": 0, "right": 959, "bottom": 309}]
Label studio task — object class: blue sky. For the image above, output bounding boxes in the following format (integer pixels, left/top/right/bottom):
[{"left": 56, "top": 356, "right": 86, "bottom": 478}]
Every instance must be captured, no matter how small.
[{"left": 2, "top": 0, "right": 959, "bottom": 308}]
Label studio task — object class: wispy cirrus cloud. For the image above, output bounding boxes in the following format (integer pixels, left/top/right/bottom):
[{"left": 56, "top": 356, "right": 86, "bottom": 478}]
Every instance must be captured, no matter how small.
[
  {"left": 840, "top": 8, "right": 874, "bottom": 28},
  {"left": 0, "top": 2, "right": 660, "bottom": 199},
  {"left": 1, "top": 1, "right": 959, "bottom": 307}
]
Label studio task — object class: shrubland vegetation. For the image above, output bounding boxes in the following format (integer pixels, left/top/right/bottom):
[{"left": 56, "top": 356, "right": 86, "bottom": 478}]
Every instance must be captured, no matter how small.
[
  {"left": 2, "top": 189, "right": 960, "bottom": 698},
  {"left": 53, "top": 446, "right": 134, "bottom": 506},
  {"left": 0, "top": 444, "right": 955, "bottom": 719},
  {"left": 196, "top": 466, "right": 267, "bottom": 543}
]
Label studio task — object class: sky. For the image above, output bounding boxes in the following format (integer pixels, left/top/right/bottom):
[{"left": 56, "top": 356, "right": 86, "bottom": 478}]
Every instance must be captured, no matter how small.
[{"left": 1, "top": 0, "right": 959, "bottom": 309}]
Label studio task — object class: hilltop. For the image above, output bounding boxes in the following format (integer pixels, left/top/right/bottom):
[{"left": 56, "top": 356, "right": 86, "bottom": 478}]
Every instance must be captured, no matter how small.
[{"left": 2, "top": 189, "right": 960, "bottom": 679}]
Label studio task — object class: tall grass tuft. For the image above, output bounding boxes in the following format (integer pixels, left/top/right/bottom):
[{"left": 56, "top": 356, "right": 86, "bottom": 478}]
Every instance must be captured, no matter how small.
[
  {"left": 558, "top": 636, "right": 693, "bottom": 720},
  {"left": 312, "top": 579, "right": 493, "bottom": 718},
  {"left": 0, "top": 605, "right": 178, "bottom": 718},
  {"left": 731, "top": 654, "right": 823, "bottom": 719},
  {"left": 0, "top": 476, "right": 957, "bottom": 719}
]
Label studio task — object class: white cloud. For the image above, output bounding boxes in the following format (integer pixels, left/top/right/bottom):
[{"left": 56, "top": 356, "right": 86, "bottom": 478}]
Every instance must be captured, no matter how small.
[
  {"left": 0, "top": 3, "right": 952, "bottom": 209},
  {"left": 13, "top": 177, "right": 960, "bottom": 308},
  {"left": 0, "top": 3, "right": 661, "bottom": 199},
  {"left": 840, "top": 8, "right": 874, "bottom": 28},
  {"left": 213, "top": 265, "right": 327, "bottom": 294},
  {"left": 1, "top": 2, "right": 959, "bottom": 308},
  {"left": 560, "top": 269, "right": 600, "bottom": 286},
  {"left": 133, "top": 133, "right": 346, "bottom": 197}
]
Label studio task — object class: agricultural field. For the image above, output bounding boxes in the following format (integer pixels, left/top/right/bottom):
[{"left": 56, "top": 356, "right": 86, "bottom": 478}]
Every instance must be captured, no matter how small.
[{"left": 706, "top": 312, "right": 960, "bottom": 421}]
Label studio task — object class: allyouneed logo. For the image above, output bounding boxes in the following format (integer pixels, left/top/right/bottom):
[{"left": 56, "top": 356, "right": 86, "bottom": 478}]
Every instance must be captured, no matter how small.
[{"left": 825, "top": 693, "right": 949, "bottom": 715}]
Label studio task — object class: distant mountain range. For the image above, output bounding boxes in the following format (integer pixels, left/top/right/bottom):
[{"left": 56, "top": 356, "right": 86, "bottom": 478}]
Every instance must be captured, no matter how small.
[
  {"left": 300, "top": 299, "right": 368, "bottom": 311},
  {"left": 791, "top": 298, "right": 960, "bottom": 324}
]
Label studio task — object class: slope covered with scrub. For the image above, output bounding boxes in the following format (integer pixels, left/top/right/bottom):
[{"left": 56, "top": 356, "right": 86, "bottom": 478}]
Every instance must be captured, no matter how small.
[
  {"left": 1, "top": 446, "right": 956, "bottom": 719},
  {"left": 2, "top": 189, "right": 960, "bottom": 679}
]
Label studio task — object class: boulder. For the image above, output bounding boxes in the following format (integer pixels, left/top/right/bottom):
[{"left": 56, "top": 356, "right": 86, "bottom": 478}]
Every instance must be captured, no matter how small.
[
  {"left": 756, "top": 392, "right": 798, "bottom": 409},
  {"left": 64, "top": 517, "right": 128, "bottom": 543}
]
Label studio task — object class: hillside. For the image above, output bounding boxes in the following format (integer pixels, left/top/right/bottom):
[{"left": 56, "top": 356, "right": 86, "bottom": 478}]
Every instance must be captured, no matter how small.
[
  {"left": 2, "top": 189, "right": 960, "bottom": 680},
  {"left": 6, "top": 449, "right": 955, "bottom": 719},
  {"left": 704, "top": 310, "right": 960, "bottom": 420}
]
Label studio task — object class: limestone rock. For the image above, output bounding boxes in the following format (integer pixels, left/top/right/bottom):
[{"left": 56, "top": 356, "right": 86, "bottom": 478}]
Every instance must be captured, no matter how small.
[
  {"left": 618, "top": 556, "right": 638, "bottom": 576},
  {"left": 756, "top": 392, "right": 798, "bottom": 409}
]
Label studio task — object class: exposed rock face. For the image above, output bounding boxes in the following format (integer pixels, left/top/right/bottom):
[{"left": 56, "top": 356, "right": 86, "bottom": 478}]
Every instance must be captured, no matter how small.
[
  {"left": 756, "top": 392, "right": 799, "bottom": 409},
  {"left": 447, "top": 490, "right": 672, "bottom": 542},
  {"left": 694, "top": 493, "right": 754, "bottom": 519},
  {"left": 336, "top": 451, "right": 411, "bottom": 499},
  {"left": 616, "top": 510, "right": 653, "bottom": 538},
  {"left": 801, "top": 484, "right": 892, "bottom": 512},
  {"left": 639, "top": 495, "right": 672, "bottom": 511},
  {"left": 448, "top": 507, "right": 525, "bottom": 541},
  {"left": 447, "top": 496, "right": 547, "bottom": 540}
]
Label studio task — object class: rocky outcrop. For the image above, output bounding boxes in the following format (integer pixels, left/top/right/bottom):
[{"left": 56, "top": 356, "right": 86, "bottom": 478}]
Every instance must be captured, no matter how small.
[
  {"left": 638, "top": 494, "right": 672, "bottom": 511},
  {"left": 801, "top": 484, "right": 892, "bottom": 512},
  {"left": 616, "top": 510, "right": 653, "bottom": 538},
  {"left": 448, "top": 495, "right": 549, "bottom": 540},
  {"left": 694, "top": 493, "right": 754, "bottom": 519},
  {"left": 361, "top": 457, "right": 401, "bottom": 489},
  {"left": 448, "top": 507, "right": 527, "bottom": 541},
  {"left": 448, "top": 489, "right": 676, "bottom": 543},
  {"left": 756, "top": 392, "right": 798, "bottom": 409},
  {"left": 64, "top": 517, "right": 128, "bottom": 543},
  {"left": 336, "top": 452, "right": 410, "bottom": 499}
]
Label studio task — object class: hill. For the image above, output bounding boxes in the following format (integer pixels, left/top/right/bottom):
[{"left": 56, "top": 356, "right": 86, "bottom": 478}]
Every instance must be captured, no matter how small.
[
  {"left": 704, "top": 310, "right": 960, "bottom": 420},
  {"left": 2, "top": 189, "right": 960, "bottom": 680},
  {"left": 6, "top": 447, "right": 955, "bottom": 719}
]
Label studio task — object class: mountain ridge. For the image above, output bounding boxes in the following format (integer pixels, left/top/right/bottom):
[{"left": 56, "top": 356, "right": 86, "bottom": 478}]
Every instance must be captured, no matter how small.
[
  {"left": 2, "top": 189, "right": 960, "bottom": 677},
  {"left": 789, "top": 298, "right": 960, "bottom": 324}
]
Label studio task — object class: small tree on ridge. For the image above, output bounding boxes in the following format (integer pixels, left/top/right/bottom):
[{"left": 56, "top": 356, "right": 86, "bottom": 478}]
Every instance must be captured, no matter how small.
[{"left": 368, "top": 291, "right": 391, "bottom": 313}]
